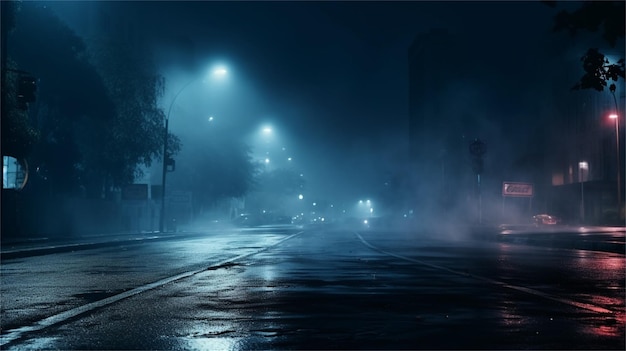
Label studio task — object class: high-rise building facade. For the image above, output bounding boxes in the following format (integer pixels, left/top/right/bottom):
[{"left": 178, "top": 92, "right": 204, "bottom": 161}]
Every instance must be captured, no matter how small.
[
  {"left": 407, "top": 28, "right": 480, "bottom": 222},
  {"left": 546, "top": 47, "right": 625, "bottom": 223}
]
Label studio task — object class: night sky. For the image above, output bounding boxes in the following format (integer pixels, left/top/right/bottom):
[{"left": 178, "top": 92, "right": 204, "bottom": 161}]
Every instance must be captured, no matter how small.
[{"left": 45, "top": 0, "right": 585, "bottom": 203}]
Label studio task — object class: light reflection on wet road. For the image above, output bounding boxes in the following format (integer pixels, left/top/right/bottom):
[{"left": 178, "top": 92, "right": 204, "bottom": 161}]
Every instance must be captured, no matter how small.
[{"left": 1, "top": 228, "right": 624, "bottom": 350}]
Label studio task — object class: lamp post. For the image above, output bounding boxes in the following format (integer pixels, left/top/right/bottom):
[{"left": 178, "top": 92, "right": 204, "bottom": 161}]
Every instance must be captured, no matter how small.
[
  {"left": 159, "top": 67, "right": 227, "bottom": 232},
  {"left": 609, "top": 112, "right": 621, "bottom": 217},
  {"left": 578, "top": 161, "right": 588, "bottom": 223},
  {"left": 469, "top": 139, "right": 486, "bottom": 224}
]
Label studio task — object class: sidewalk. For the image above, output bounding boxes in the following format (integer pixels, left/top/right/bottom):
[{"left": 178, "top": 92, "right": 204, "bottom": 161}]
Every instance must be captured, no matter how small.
[
  {"left": 0, "top": 231, "right": 205, "bottom": 260},
  {"left": 468, "top": 224, "right": 625, "bottom": 254}
]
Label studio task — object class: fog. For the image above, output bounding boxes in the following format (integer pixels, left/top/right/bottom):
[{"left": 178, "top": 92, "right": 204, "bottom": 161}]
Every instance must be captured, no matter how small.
[{"left": 4, "top": 1, "right": 623, "bottom": 239}]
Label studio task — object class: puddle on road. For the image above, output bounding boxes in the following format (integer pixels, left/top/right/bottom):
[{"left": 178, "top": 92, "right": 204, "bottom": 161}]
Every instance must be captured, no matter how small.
[
  {"left": 205, "top": 262, "right": 244, "bottom": 271},
  {"left": 72, "top": 289, "right": 125, "bottom": 303}
]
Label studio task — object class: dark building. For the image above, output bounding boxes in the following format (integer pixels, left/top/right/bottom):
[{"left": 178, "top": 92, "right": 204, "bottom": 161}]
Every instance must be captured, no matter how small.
[
  {"left": 408, "top": 28, "right": 625, "bottom": 225},
  {"left": 407, "top": 28, "right": 484, "bottom": 224},
  {"left": 545, "top": 47, "right": 625, "bottom": 224}
]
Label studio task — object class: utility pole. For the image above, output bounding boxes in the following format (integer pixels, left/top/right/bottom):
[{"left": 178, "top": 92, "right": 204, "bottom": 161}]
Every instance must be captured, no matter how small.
[
  {"left": 610, "top": 90, "right": 622, "bottom": 220},
  {"left": 469, "top": 139, "right": 486, "bottom": 225}
]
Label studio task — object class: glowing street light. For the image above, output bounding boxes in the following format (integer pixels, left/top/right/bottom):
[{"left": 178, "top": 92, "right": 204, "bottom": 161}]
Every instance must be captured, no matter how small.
[
  {"left": 160, "top": 66, "right": 228, "bottom": 232},
  {"left": 213, "top": 67, "right": 228, "bottom": 76},
  {"left": 609, "top": 113, "right": 621, "bottom": 216}
]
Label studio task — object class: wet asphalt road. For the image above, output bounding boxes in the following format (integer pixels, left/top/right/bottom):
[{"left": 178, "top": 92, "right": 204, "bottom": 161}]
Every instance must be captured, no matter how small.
[{"left": 1, "top": 226, "right": 624, "bottom": 350}]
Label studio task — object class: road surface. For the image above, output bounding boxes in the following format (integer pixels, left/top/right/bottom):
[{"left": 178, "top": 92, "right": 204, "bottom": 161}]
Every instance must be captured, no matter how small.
[{"left": 1, "top": 225, "right": 624, "bottom": 349}]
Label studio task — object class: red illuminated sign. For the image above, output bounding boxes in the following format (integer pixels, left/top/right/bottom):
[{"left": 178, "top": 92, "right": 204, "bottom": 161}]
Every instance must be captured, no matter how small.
[{"left": 502, "top": 182, "right": 534, "bottom": 197}]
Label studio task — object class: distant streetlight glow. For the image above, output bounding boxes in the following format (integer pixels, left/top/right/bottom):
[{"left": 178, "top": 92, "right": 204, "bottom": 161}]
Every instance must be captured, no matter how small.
[
  {"left": 265, "top": 158, "right": 270, "bottom": 164},
  {"left": 298, "top": 194, "right": 304, "bottom": 200},
  {"left": 213, "top": 67, "right": 228, "bottom": 76},
  {"left": 262, "top": 126, "right": 272, "bottom": 134},
  {"left": 609, "top": 113, "right": 618, "bottom": 119},
  {"left": 208, "top": 116, "right": 214, "bottom": 122}
]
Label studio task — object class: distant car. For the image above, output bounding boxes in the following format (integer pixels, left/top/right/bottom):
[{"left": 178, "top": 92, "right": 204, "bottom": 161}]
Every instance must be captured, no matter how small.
[{"left": 532, "top": 214, "right": 560, "bottom": 225}]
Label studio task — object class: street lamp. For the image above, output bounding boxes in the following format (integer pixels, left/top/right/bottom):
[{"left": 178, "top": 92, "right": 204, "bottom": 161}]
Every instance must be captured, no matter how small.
[
  {"left": 578, "top": 161, "right": 588, "bottom": 223},
  {"left": 609, "top": 113, "right": 621, "bottom": 217},
  {"left": 159, "top": 67, "right": 227, "bottom": 232}
]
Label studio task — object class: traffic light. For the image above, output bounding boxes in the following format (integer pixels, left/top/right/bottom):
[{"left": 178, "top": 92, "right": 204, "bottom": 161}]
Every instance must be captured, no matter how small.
[
  {"left": 17, "top": 74, "right": 37, "bottom": 110},
  {"left": 166, "top": 157, "right": 175, "bottom": 172}
]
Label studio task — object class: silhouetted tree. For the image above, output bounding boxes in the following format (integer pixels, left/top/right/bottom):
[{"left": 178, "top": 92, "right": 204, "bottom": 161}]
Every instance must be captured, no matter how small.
[
  {"left": 548, "top": 1, "right": 625, "bottom": 92},
  {"left": 256, "top": 168, "right": 305, "bottom": 197},
  {"left": 89, "top": 44, "right": 176, "bottom": 190},
  {"left": 9, "top": 2, "right": 114, "bottom": 196},
  {"left": 1, "top": 62, "right": 40, "bottom": 160},
  {"left": 83, "top": 4, "right": 178, "bottom": 193},
  {"left": 9, "top": 2, "right": 179, "bottom": 197},
  {"left": 244, "top": 166, "right": 306, "bottom": 217},
  {"left": 1, "top": 1, "right": 39, "bottom": 161},
  {"left": 177, "top": 135, "right": 257, "bottom": 216}
]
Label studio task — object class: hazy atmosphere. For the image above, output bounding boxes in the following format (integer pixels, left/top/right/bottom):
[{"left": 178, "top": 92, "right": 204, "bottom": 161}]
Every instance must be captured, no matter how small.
[
  {"left": 2, "top": 0, "right": 624, "bottom": 230},
  {"left": 2, "top": 2, "right": 624, "bottom": 350}
]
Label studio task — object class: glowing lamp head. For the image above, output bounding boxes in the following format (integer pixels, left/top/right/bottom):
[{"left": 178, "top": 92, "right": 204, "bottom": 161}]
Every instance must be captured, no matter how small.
[
  {"left": 609, "top": 113, "right": 618, "bottom": 119},
  {"left": 213, "top": 67, "right": 228, "bottom": 76}
]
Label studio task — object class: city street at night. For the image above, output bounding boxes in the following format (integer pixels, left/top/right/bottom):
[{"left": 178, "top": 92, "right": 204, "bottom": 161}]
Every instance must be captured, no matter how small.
[{"left": 1, "top": 2, "right": 624, "bottom": 350}]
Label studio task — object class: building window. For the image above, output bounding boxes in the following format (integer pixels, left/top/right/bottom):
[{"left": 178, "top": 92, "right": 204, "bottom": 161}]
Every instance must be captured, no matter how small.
[
  {"left": 2, "top": 156, "right": 27, "bottom": 190},
  {"left": 552, "top": 172, "right": 564, "bottom": 186}
]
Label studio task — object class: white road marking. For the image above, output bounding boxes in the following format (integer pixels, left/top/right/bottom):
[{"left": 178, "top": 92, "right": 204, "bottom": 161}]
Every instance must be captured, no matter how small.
[
  {"left": 355, "top": 232, "right": 615, "bottom": 315},
  {"left": 0, "top": 231, "right": 302, "bottom": 347}
]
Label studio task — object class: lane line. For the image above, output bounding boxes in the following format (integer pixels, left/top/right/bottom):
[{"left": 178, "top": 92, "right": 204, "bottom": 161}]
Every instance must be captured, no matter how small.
[
  {"left": 0, "top": 231, "right": 303, "bottom": 347},
  {"left": 355, "top": 232, "right": 615, "bottom": 315}
]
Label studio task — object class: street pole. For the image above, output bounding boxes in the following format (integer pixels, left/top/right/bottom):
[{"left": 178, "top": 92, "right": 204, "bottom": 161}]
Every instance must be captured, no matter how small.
[
  {"left": 580, "top": 178, "right": 584, "bottom": 223},
  {"left": 614, "top": 114, "right": 620, "bottom": 217},
  {"left": 477, "top": 173, "right": 482, "bottom": 224},
  {"left": 611, "top": 92, "right": 621, "bottom": 219},
  {"left": 469, "top": 139, "right": 486, "bottom": 225},
  {"left": 158, "top": 67, "right": 227, "bottom": 232},
  {"left": 159, "top": 117, "right": 169, "bottom": 232},
  {"left": 159, "top": 78, "right": 196, "bottom": 232}
]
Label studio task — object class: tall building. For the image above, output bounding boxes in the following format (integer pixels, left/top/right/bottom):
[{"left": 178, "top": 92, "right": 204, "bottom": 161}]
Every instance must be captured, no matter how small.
[
  {"left": 407, "top": 28, "right": 478, "bottom": 222},
  {"left": 546, "top": 48, "right": 625, "bottom": 223}
]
